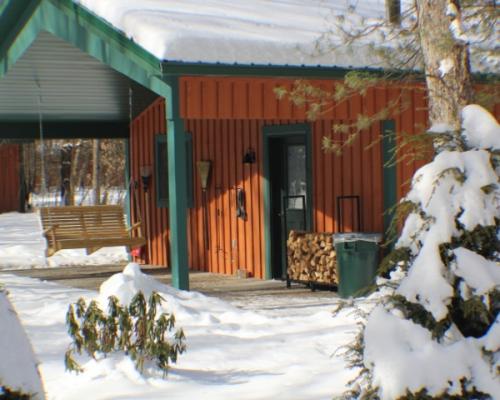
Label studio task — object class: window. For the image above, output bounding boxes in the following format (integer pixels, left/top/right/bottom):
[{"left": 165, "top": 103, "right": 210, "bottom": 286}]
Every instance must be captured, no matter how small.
[{"left": 155, "top": 133, "right": 193, "bottom": 208}]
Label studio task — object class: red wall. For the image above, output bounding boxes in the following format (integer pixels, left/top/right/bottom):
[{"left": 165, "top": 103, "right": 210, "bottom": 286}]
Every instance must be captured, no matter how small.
[
  {"left": 131, "top": 76, "right": 496, "bottom": 277},
  {"left": 0, "top": 144, "right": 20, "bottom": 214},
  {"left": 130, "top": 98, "right": 170, "bottom": 266}
]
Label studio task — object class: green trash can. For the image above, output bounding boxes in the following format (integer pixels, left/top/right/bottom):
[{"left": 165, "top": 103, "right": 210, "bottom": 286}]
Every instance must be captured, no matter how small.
[{"left": 334, "top": 233, "right": 382, "bottom": 298}]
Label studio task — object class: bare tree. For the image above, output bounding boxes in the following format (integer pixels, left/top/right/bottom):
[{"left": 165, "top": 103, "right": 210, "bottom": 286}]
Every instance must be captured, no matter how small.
[{"left": 92, "top": 139, "right": 101, "bottom": 205}]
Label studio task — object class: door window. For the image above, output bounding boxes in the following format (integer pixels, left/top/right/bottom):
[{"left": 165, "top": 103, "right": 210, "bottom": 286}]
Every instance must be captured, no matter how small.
[{"left": 286, "top": 144, "right": 307, "bottom": 209}]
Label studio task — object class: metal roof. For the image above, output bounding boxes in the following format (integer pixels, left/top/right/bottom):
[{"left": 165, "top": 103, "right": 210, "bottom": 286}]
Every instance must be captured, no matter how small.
[{"left": 0, "top": 31, "right": 157, "bottom": 123}]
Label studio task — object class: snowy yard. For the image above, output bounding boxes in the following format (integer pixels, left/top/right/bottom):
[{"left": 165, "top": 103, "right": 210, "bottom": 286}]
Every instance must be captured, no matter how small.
[{"left": 0, "top": 212, "right": 366, "bottom": 400}]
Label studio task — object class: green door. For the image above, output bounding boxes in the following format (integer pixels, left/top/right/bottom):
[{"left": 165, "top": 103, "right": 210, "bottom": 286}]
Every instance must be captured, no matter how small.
[{"left": 269, "top": 135, "right": 308, "bottom": 279}]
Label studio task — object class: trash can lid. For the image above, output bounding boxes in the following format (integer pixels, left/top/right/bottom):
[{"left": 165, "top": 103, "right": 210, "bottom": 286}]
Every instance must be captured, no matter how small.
[{"left": 333, "top": 232, "right": 383, "bottom": 244}]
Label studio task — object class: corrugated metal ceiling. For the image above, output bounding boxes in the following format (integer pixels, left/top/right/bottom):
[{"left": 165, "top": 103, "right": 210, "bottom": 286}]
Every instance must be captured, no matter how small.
[{"left": 0, "top": 31, "right": 158, "bottom": 122}]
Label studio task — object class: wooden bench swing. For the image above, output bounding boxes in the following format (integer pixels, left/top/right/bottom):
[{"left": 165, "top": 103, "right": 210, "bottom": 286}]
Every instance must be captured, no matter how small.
[
  {"left": 40, "top": 205, "right": 146, "bottom": 256},
  {"left": 36, "top": 86, "right": 146, "bottom": 257}
]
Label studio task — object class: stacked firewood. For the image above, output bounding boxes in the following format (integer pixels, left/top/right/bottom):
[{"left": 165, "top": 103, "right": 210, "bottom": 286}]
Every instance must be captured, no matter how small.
[{"left": 287, "top": 230, "right": 337, "bottom": 284}]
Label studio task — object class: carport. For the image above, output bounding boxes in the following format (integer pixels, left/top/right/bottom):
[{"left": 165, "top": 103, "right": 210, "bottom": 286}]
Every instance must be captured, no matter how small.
[{"left": 0, "top": 0, "right": 190, "bottom": 289}]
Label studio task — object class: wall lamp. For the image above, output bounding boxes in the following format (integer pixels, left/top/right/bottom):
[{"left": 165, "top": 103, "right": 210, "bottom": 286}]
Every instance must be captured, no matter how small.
[
  {"left": 140, "top": 165, "right": 152, "bottom": 192},
  {"left": 243, "top": 148, "right": 256, "bottom": 164}
]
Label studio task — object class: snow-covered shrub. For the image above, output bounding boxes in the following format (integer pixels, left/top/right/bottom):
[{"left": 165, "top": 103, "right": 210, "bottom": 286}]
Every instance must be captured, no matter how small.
[
  {"left": 65, "top": 291, "right": 186, "bottom": 376},
  {"left": 344, "top": 105, "right": 500, "bottom": 400}
]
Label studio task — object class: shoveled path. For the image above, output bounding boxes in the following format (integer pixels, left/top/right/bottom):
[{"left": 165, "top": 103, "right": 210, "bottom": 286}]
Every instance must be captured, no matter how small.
[{"left": 0, "top": 264, "right": 339, "bottom": 313}]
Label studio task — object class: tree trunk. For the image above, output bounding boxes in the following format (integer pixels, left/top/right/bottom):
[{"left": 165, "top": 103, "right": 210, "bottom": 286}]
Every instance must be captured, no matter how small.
[
  {"left": 60, "top": 145, "right": 72, "bottom": 206},
  {"left": 39, "top": 140, "right": 47, "bottom": 193},
  {"left": 69, "top": 140, "right": 81, "bottom": 206},
  {"left": 92, "top": 139, "right": 100, "bottom": 205},
  {"left": 416, "top": 0, "right": 473, "bottom": 142}
]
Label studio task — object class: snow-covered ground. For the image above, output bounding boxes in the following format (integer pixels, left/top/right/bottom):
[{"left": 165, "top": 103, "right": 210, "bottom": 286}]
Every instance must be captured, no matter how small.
[
  {"left": 0, "top": 211, "right": 367, "bottom": 399},
  {"left": 0, "top": 266, "right": 366, "bottom": 400},
  {"left": 0, "top": 289, "right": 45, "bottom": 399}
]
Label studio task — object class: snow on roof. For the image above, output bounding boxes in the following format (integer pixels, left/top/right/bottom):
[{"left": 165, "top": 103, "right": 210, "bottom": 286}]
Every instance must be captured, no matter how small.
[{"left": 73, "top": 0, "right": 389, "bottom": 68}]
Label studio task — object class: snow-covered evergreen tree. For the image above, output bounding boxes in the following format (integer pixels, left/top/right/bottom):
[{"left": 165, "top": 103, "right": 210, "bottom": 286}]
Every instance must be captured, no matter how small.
[{"left": 346, "top": 105, "right": 499, "bottom": 399}]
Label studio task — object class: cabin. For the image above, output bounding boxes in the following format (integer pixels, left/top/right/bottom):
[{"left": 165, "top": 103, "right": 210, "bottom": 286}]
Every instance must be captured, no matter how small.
[{"left": 0, "top": 0, "right": 497, "bottom": 289}]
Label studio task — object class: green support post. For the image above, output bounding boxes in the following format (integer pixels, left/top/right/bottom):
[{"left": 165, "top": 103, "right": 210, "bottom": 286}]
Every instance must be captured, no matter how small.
[{"left": 164, "top": 76, "right": 189, "bottom": 291}]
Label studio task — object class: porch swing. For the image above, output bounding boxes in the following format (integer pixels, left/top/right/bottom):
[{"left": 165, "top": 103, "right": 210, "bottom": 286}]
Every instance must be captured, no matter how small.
[{"left": 39, "top": 87, "right": 146, "bottom": 257}]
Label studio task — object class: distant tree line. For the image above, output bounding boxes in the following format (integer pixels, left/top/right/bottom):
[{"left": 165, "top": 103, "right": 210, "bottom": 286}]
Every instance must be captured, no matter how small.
[{"left": 21, "top": 138, "right": 126, "bottom": 206}]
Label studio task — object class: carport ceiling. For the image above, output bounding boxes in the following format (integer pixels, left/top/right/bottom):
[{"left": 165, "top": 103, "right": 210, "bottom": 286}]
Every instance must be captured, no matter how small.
[{"left": 0, "top": 31, "right": 158, "bottom": 123}]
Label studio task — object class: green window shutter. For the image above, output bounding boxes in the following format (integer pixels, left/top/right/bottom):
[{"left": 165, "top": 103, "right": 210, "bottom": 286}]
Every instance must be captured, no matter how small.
[
  {"left": 155, "top": 133, "right": 193, "bottom": 208},
  {"left": 185, "top": 132, "right": 194, "bottom": 208}
]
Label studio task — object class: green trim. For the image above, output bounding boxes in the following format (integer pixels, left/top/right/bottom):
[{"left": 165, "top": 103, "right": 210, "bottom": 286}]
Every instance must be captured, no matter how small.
[
  {"left": 381, "top": 120, "right": 397, "bottom": 245},
  {"left": 162, "top": 61, "right": 388, "bottom": 79},
  {"left": 0, "top": 2, "right": 9, "bottom": 15},
  {"left": 0, "top": 121, "right": 129, "bottom": 139},
  {"left": 0, "top": 1, "right": 43, "bottom": 79},
  {"left": 161, "top": 61, "right": 495, "bottom": 82},
  {"left": 0, "top": 0, "right": 164, "bottom": 90},
  {"left": 50, "top": 0, "right": 160, "bottom": 71},
  {"left": 164, "top": 76, "right": 189, "bottom": 291},
  {"left": 155, "top": 132, "right": 194, "bottom": 209},
  {"left": 162, "top": 62, "right": 496, "bottom": 82},
  {"left": 262, "top": 123, "right": 313, "bottom": 280},
  {"left": 185, "top": 132, "right": 194, "bottom": 208},
  {"left": 41, "top": 0, "right": 163, "bottom": 92}
]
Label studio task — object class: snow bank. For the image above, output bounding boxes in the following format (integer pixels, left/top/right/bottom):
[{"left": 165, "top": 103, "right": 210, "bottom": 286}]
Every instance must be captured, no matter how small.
[
  {"left": 0, "top": 289, "right": 45, "bottom": 399},
  {"left": 364, "top": 306, "right": 500, "bottom": 400},
  {"left": 98, "top": 262, "right": 268, "bottom": 327}
]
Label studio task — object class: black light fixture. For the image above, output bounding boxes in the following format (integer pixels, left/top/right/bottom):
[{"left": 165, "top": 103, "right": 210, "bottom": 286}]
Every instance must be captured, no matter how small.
[
  {"left": 243, "top": 148, "right": 256, "bottom": 164},
  {"left": 140, "top": 165, "right": 152, "bottom": 192}
]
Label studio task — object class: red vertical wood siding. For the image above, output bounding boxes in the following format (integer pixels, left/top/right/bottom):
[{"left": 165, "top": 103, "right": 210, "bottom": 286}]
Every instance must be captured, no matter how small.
[
  {"left": 184, "top": 118, "right": 266, "bottom": 278},
  {"left": 130, "top": 76, "right": 497, "bottom": 278},
  {"left": 0, "top": 144, "right": 20, "bottom": 214},
  {"left": 130, "top": 98, "right": 170, "bottom": 266}
]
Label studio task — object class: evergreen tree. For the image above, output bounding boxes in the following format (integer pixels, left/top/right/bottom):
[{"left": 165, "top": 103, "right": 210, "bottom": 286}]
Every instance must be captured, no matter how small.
[
  {"left": 278, "top": 1, "right": 499, "bottom": 398},
  {"left": 334, "top": 2, "right": 499, "bottom": 398},
  {"left": 346, "top": 105, "right": 499, "bottom": 399}
]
